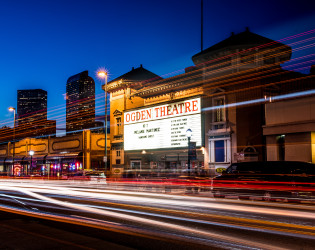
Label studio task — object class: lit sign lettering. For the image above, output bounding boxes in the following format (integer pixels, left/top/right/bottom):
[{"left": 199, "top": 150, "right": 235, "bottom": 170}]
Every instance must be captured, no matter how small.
[
  {"left": 124, "top": 98, "right": 202, "bottom": 150},
  {"left": 125, "top": 98, "right": 200, "bottom": 124}
]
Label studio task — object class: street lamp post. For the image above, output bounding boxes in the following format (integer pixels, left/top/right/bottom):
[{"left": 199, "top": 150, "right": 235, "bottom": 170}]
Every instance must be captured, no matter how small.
[
  {"left": 98, "top": 71, "right": 108, "bottom": 174},
  {"left": 8, "top": 107, "right": 16, "bottom": 176},
  {"left": 29, "top": 150, "right": 34, "bottom": 175},
  {"left": 186, "top": 128, "right": 192, "bottom": 176}
]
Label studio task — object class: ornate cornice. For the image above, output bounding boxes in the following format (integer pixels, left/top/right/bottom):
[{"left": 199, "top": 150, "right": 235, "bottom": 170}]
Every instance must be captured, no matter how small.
[
  {"left": 111, "top": 89, "right": 125, "bottom": 97},
  {"left": 144, "top": 87, "right": 204, "bottom": 105},
  {"left": 113, "top": 109, "right": 123, "bottom": 116},
  {"left": 106, "top": 80, "right": 142, "bottom": 92},
  {"left": 106, "top": 80, "right": 127, "bottom": 92}
]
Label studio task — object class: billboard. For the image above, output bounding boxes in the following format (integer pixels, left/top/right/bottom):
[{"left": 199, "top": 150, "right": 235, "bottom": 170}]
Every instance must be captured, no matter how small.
[{"left": 124, "top": 98, "right": 202, "bottom": 151}]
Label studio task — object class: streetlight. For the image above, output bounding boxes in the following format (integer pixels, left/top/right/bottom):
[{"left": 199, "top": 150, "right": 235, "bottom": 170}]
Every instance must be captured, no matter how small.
[
  {"left": 29, "top": 150, "right": 34, "bottom": 175},
  {"left": 98, "top": 70, "right": 108, "bottom": 174},
  {"left": 8, "top": 107, "right": 16, "bottom": 176},
  {"left": 186, "top": 128, "right": 192, "bottom": 176}
]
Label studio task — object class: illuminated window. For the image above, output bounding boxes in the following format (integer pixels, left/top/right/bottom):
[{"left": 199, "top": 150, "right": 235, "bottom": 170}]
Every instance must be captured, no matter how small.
[
  {"left": 212, "top": 97, "right": 225, "bottom": 130},
  {"left": 116, "top": 117, "right": 122, "bottom": 135},
  {"left": 214, "top": 98, "right": 224, "bottom": 122}
]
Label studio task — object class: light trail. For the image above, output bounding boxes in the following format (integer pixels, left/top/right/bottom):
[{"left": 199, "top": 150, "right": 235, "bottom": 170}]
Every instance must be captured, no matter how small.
[
  {"left": 0, "top": 28, "right": 313, "bottom": 143},
  {"left": 1, "top": 181, "right": 315, "bottom": 220},
  {"left": 86, "top": 202, "right": 315, "bottom": 237},
  {"left": 0, "top": 180, "right": 315, "bottom": 249},
  {"left": 202, "top": 88, "right": 315, "bottom": 112},
  {"left": 0, "top": 183, "right": 298, "bottom": 249},
  {"left": 0, "top": 29, "right": 314, "bottom": 130}
]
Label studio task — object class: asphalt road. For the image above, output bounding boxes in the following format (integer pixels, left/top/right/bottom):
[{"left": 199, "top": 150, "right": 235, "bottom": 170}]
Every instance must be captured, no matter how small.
[
  {"left": 0, "top": 179, "right": 314, "bottom": 249},
  {"left": 0, "top": 211, "right": 133, "bottom": 250}
]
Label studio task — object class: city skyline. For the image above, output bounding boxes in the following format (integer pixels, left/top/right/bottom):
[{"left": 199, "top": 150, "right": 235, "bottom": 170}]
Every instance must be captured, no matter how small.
[
  {"left": 0, "top": 1, "right": 314, "bottom": 247},
  {"left": 0, "top": 0, "right": 314, "bottom": 131},
  {"left": 66, "top": 70, "right": 96, "bottom": 133},
  {"left": 17, "top": 89, "right": 47, "bottom": 124}
]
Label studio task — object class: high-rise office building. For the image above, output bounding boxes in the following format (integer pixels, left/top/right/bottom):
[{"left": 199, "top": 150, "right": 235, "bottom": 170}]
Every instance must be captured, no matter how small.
[
  {"left": 16, "top": 89, "right": 56, "bottom": 138},
  {"left": 66, "top": 70, "right": 95, "bottom": 133},
  {"left": 17, "top": 89, "right": 47, "bottom": 124}
]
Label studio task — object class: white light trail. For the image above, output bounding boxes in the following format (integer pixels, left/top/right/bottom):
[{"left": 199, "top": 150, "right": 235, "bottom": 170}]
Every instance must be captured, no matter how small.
[
  {"left": 0, "top": 182, "right": 315, "bottom": 220},
  {"left": 0, "top": 183, "right": 289, "bottom": 250},
  {"left": 202, "top": 89, "right": 315, "bottom": 113}
]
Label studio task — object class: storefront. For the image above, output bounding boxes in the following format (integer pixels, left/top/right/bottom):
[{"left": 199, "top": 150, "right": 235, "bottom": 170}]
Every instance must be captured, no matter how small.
[
  {"left": 5, "top": 157, "right": 27, "bottom": 176},
  {"left": 46, "top": 157, "right": 61, "bottom": 177},
  {"left": 60, "top": 157, "right": 83, "bottom": 176},
  {"left": 0, "top": 158, "right": 6, "bottom": 176},
  {"left": 45, "top": 154, "right": 83, "bottom": 178},
  {"left": 22, "top": 155, "right": 47, "bottom": 176}
]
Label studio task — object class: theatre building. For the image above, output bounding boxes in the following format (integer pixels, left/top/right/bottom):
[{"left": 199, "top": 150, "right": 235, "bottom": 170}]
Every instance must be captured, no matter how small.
[
  {"left": 105, "top": 65, "right": 205, "bottom": 176},
  {"left": 105, "top": 28, "right": 313, "bottom": 176}
]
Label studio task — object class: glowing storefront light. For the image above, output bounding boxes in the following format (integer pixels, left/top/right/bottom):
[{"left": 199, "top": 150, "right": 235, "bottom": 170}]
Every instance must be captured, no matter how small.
[{"left": 124, "top": 98, "right": 202, "bottom": 150}]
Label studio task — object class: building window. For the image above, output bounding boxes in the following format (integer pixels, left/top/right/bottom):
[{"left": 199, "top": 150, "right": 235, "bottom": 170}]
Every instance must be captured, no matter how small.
[
  {"left": 213, "top": 97, "right": 225, "bottom": 122},
  {"left": 215, "top": 140, "right": 225, "bottom": 162},
  {"left": 113, "top": 148, "right": 123, "bottom": 165},
  {"left": 209, "top": 137, "right": 231, "bottom": 163},
  {"left": 212, "top": 97, "right": 226, "bottom": 130},
  {"left": 131, "top": 160, "right": 141, "bottom": 171},
  {"left": 116, "top": 117, "right": 122, "bottom": 135},
  {"left": 276, "top": 135, "right": 285, "bottom": 161}
]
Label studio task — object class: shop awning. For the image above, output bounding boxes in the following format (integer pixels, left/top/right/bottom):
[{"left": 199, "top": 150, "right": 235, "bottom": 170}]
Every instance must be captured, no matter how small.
[
  {"left": 5, "top": 156, "right": 26, "bottom": 163},
  {"left": 0, "top": 157, "right": 5, "bottom": 165},
  {"left": 46, "top": 153, "right": 82, "bottom": 161},
  {"left": 24, "top": 155, "right": 47, "bottom": 164}
]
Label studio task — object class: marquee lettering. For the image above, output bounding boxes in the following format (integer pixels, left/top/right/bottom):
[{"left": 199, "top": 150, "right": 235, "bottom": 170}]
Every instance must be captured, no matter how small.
[{"left": 125, "top": 98, "right": 200, "bottom": 124}]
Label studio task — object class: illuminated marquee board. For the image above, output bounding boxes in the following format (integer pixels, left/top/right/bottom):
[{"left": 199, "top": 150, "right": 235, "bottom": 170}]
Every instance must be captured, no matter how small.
[{"left": 124, "top": 98, "right": 202, "bottom": 151}]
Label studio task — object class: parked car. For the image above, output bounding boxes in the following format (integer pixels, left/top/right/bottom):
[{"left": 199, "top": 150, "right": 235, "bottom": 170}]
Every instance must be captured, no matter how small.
[
  {"left": 69, "top": 170, "right": 106, "bottom": 183},
  {"left": 85, "top": 171, "right": 106, "bottom": 182},
  {"left": 212, "top": 161, "right": 315, "bottom": 201}
]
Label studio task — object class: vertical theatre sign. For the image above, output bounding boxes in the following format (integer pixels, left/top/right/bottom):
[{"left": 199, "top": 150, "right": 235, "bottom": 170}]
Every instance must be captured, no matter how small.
[{"left": 124, "top": 98, "right": 202, "bottom": 150}]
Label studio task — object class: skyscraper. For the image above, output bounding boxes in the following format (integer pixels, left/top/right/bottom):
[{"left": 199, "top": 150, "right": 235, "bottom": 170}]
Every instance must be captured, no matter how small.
[
  {"left": 17, "top": 89, "right": 47, "bottom": 125},
  {"left": 66, "top": 70, "right": 95, "bottom": 133},
  {"left": 16, "top": 89, "right": 56, "bottom": 138}
]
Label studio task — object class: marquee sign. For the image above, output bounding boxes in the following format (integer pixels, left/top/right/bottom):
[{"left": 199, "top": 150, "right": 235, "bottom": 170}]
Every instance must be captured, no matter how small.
[{"left": 124, "top": 98, "right": 202, "bottom": 150}]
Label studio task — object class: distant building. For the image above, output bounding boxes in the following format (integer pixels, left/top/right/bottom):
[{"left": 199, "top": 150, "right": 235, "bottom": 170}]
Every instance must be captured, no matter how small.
[
  {"left": 16, "top": 89, "right": 56, "bottom": 139},
  {"left": 17, "top": 89, "right": 47, "bottom": 125},
  {"left": 66, "top": 71, "right": 96, "bottom": 133}
]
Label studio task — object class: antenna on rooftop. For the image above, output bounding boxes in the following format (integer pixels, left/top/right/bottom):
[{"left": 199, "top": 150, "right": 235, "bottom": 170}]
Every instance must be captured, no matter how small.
[{"left": 201, "top": 0, "right": 204, "bottom": 52}]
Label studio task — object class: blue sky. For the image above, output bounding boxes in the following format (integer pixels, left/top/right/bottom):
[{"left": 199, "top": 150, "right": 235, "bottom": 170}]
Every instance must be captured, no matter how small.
[{"left": 0, "top": 0, "right": 314, "bottom": 130}]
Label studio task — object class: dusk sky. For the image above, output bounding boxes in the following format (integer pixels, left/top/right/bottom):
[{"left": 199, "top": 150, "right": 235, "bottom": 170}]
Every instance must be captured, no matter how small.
[{"left": 0, "top": 0, "right": 314, "bottom": 131}]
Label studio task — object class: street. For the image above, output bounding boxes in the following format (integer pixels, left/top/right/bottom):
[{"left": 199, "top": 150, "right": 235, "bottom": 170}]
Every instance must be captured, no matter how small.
[{"left": 0, "top": 179, "right": 314, "bottom": 249}]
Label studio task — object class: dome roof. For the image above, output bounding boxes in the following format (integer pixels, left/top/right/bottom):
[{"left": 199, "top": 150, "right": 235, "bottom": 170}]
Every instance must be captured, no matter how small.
[{"left": 192, "top": 28, "right": 291, "bottom": 65}]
